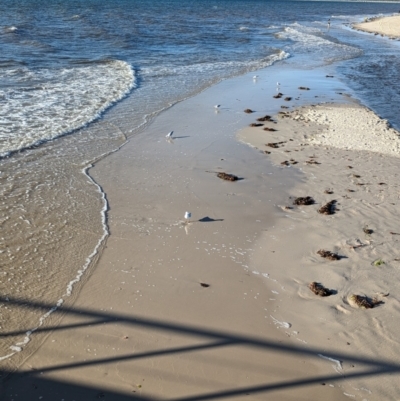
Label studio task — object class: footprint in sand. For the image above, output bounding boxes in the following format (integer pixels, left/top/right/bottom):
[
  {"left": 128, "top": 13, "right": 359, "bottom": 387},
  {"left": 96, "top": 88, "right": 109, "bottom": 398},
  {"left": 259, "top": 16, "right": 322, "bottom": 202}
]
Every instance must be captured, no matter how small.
[{"left": 336, "top": 304, "right": 351, "bottom": 314}]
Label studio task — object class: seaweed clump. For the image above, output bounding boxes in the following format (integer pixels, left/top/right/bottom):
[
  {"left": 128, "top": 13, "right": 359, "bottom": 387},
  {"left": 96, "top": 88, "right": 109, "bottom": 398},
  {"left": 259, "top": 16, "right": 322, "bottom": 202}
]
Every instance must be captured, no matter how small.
[
  {"left": 305, "top": 159, "right": 321, "bottom": 165},
  {"left": 309, "top": 282, "right": 333, "bottom": 297},
  {"left": 217, "top": 172, "right": 238, "bottom": 181},
  {"left": 318, "top": 200, "right": 336, "bottom": 215},
  {"left": 317, "top": 249, "right": 340, "bottom": 261},
  {"left": 363, "top": 226, "right": 373, "bottom": 235},
  {"left": 266, "top": 141, "right": 286, "bottom": 148},
  {"left": 349, "top": 294, "right": 382, "bottom": 309},
  {"left": 257, "top": 115, "right": 273, "bottom": 122},
  {"left": 293, "top": 196, "right": 315, "bottom": 206},
  {"left": 244, "top": 109, "right": 254, "bottom": 113}
]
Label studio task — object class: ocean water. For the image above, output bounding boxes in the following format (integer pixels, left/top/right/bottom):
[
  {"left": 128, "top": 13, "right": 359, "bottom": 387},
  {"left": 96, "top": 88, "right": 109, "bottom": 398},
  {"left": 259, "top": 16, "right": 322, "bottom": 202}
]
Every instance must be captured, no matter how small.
[{"left": 1, "top": 0, "right": 400, "bottom": 374}]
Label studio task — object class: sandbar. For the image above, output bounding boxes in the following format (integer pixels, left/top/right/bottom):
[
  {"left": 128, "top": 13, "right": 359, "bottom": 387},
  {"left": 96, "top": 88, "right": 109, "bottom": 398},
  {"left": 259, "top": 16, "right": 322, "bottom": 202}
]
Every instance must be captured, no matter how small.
[{"left": 354, "top": 15, "right": 400, "bottom": 38}]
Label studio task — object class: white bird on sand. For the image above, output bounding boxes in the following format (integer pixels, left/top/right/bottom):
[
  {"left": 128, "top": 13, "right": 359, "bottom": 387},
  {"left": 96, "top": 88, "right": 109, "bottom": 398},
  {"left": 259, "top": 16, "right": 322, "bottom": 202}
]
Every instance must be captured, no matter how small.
[
  {"left": 184, "top": 211, "right": 192, "bottom": 221},
  {"left": 253, "top": 75, "right": 258, "bottom": 80},
  {"left": 166, "top": 131, "right": 173, "bottom": 138},
  {"left": 214, "top": 104, "right": 220, "bottom": 109}
]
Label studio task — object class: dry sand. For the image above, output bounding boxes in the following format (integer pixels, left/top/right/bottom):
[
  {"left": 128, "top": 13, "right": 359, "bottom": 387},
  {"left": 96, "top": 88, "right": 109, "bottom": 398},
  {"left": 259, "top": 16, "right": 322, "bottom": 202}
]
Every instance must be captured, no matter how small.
[
  {"left": 2, "top": 66, "right": 400, "bottom": 400},
  {"left": 239, "top": 101, "right": 400, "bottom": 399},
  {"left": 354, "top": 15, "right": 400, "bottom": 39}
]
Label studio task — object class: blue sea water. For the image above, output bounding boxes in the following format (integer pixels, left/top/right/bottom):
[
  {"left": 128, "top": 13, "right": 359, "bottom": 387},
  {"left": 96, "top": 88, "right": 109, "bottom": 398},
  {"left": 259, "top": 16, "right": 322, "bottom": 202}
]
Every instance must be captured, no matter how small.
[
  {"left": 1, "top": 0, "right": 400, "bottom": 156},
  {"left": 1, "top": 0, "right": 400, "bottom": 371}
]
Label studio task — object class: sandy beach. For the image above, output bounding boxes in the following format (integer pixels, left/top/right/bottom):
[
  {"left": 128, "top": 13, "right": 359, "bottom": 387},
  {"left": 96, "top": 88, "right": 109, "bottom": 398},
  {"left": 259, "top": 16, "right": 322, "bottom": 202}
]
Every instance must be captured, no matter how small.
[
  {"left": 238, "top": 100, "right": 400, "bottom": 399},
  {"left": 2, "top": 62, "right": 400, "bottom": 400},
  {"left": 354, "top": 15, "right": 400, "bottom": 39}
]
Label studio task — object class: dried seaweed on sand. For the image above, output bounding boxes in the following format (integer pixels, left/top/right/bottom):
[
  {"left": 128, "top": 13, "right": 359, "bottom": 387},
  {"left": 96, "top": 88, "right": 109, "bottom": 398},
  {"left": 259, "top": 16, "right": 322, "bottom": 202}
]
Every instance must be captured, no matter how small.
[
  {"left": 293, "top": 196, "right": 315, "bottom": 205},
  {"left": 309, "top": 282, "right": 333, "bottom": 297},
  {"left": 317, "top": 249, "right": 340, "bottom": 261},
  {"left": 244, "top": 109, "right": 254, "bottom": 113},
  {"left": 266, "top": 141, "right": 286, "bottom": 148},
  {"left": 257, "top": 115, "right": 272, "bottom": 121},
  {"left": 348, "top": 294, "right": 382, "bottom": 309},
  {"left": 249, "top": 123, "right": 263, "bottom": 127},
  {"left": 318, "top": 200, "right": 336, "bottom": 215},
  {"left": 363, "top": 226, "right": 373, "bottom": 235},
  {"left": 263, "top": 127, "right": 277, "bottom": 131},
  {"left": 217, "top": 172, "right": 238, "bottom": 181}
]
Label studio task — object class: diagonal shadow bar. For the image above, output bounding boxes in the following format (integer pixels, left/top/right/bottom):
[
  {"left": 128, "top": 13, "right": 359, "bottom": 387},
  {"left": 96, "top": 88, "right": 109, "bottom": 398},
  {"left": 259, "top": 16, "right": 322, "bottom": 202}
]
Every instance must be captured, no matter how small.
[
  {"left": 31, "top": 340, "right": 236, "bottom": 374},
  {"left": 1, "top": 296, "right": 400, "bottom": 373},
  {"left": 0, "top": 318, "right": 113, "bottom": 337},
  {"left": 171, "top": 367, "right": 393, "bottom": 401},
  {"left": 1, "top": 366, "right": 396, "bottom": 401}
]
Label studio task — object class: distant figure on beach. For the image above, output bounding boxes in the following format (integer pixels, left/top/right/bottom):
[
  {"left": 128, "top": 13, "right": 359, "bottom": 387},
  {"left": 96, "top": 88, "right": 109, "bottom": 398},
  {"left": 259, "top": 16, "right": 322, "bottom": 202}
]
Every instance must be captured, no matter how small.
[{"left": 327, "top": 18, "right": 331, "bottom": 31}]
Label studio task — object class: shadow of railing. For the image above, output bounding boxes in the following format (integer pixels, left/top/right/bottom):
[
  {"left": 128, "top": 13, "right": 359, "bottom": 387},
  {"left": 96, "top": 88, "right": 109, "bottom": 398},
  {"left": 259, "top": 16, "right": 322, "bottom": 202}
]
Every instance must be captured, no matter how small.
[{"left": 1, "top": 295, "right": 399, "bottom": 400}]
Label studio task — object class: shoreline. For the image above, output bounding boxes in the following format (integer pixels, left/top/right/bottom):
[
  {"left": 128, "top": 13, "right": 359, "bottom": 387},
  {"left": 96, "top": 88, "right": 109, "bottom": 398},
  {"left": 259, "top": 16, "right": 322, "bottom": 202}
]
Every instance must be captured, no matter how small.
[
  {"left": 353, "top": 14, "right": 400, "bottom": 39},
  {"left": 2, "top": 63, "right": 400, "bottom": 400}
]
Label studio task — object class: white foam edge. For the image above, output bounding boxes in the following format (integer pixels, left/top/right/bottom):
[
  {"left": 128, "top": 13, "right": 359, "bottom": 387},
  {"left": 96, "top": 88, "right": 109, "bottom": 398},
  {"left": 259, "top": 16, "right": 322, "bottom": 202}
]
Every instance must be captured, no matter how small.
[
  {"left": 318, "top": 353, "right": 343, "bottom": 373},
  {"left": 2, "top": 160, "right": 110, "bottom": 360},
  {"left": 0, "top": 60, "right": 137, "bottom": 159},
  {"left": 270, "top": 315, "right": 291, "bottom": 329}
]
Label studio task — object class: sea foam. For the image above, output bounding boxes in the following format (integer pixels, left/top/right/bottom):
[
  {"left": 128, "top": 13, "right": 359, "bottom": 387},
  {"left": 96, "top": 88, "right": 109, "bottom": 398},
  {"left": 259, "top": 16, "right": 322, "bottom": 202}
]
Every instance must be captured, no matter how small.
[{"left": 0, "top": 59, "right": 135, "bottom": 157}]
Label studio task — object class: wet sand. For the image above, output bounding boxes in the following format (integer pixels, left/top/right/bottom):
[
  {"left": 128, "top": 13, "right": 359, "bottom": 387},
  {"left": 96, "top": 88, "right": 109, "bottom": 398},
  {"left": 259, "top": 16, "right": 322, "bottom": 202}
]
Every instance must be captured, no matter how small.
[{"left": 2, "top": 64, "right": 400, "bottom": 400}]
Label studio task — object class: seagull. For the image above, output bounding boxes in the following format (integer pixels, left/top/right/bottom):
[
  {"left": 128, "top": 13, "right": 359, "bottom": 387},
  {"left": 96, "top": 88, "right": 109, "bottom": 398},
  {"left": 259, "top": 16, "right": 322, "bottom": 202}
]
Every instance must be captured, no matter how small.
[
  {"left": 184, "top": 211, "right": 192, "bottom": 221},
  {"left": 253, "top": 75, "right": 258, "bottom": 80},
  {"left": 166, "top": 131, "right": 173, "bottom": 138},
  {"left": 214, "top": 104, "right": 220, "bottom": 109}
]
